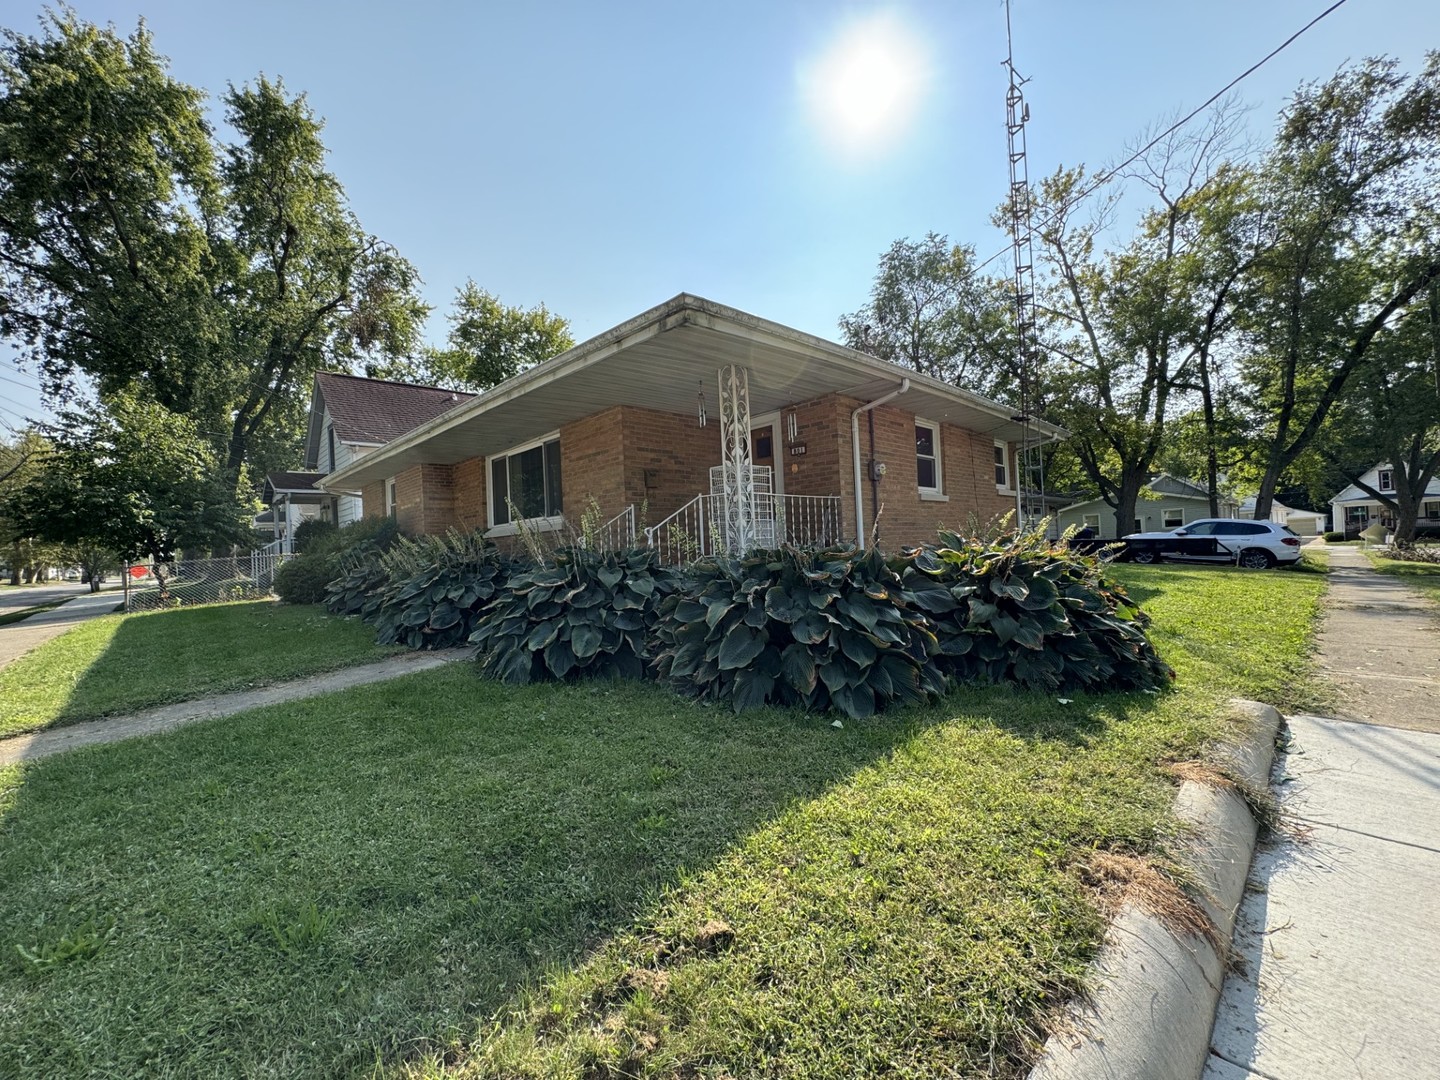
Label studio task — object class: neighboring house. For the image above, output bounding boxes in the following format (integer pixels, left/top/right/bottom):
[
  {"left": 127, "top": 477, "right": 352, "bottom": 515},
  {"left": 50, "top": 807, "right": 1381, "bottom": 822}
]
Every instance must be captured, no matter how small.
[
  {"left": 1237, "top": 496, "right": 1329, "bottom": 537},
  {"left": 1055, "top": 475, "right": 1239, "bottom": 541},
  {"left": 304, "top": 372, "right": 474, "bottom": 526},
  {"left": 1329, "top": 465, "right": 1440, "bottom": 539},
  {"left": 258, "top": 471, "right": 329, "bottom": 543},
  {"left": 317, "top": 293, "right": 1066, "bottom": 556}
]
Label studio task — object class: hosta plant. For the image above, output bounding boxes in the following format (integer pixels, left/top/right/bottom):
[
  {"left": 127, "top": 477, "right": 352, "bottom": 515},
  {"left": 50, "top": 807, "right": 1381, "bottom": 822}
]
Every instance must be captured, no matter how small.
[
  {"left": 370, "top": 530, "right": 518, "bottom": 650},
  {"left": 470, "top": 546, "right": 678, "bottom": 683},
  {"left": 652, "top": 544, "right": 946, "bottom": 719},
  {"left": 323, "top": 548, "right": 391, "bottom": 619},
  {"left": 897, "top": 528, "right": 1172, "bottom": 692}
]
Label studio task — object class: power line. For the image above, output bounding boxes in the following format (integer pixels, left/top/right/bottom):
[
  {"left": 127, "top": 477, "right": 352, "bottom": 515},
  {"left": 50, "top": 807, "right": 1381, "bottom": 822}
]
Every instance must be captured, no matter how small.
[{"left": 974, "top": 0, "right": 1351, "bottom": 276}]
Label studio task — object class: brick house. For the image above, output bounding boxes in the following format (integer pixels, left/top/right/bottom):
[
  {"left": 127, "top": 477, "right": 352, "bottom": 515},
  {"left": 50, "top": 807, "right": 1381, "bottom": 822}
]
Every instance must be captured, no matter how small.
[{"left": 318, "top": 294, "right": 1065, "bottom": 555}]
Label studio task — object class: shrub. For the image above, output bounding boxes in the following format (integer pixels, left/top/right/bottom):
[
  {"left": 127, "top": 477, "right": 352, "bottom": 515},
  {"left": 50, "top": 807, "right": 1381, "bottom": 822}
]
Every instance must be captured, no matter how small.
[
  {"left": 292, "top": 518, "right": 338, "bottom": 554},
  {"left": 652, "top": 545, "right": 946, "bottom": 719},
  {"left": 1323, "top": 530, "right": 1346, "bottom": 543},
  {"left": 274, "top": 556, "right": 337, "bottom": 605},
  {"left": 896, "top": 529, "right": 1172, "bottom": 693},
  {"left": 323, "top": 549, "right": 391, "bottom": 619},
  {"left": 471, "top": 547, "right": 677, "bottom": 683},
  {"left": 370, "top": 531, "right": 516, "bottom": 650}
]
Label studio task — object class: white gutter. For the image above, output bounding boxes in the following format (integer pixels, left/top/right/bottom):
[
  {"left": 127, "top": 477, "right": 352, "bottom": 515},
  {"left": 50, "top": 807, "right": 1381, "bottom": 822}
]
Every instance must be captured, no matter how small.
[{"left": 851, "top": 378, "right": 910, "bottom": 547}]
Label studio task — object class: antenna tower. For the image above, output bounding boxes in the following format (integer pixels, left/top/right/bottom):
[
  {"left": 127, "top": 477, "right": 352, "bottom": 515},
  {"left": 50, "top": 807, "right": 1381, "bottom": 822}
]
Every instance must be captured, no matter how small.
[{"left": 1003, "top": 0, "right": 1045, "bottom": 530}]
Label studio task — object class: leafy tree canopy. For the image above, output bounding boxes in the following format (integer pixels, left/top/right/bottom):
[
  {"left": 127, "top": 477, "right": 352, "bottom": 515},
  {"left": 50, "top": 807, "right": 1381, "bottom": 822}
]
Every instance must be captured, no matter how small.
[
  {"left": 371, "top": 281, "right": 575, "bottom": 392},
  {"left": 838, "top": 233, "right": 1015, "bottom": 396},
  {"left": 5, "top": 397, "right": 257, "bottom": 564},
  {"left": 0, "top": 11, "right": 428, "bottom": 482}
]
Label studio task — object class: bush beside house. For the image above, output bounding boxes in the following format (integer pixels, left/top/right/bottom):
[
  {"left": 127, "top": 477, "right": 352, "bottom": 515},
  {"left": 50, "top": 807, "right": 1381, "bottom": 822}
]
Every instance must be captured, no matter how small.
[{"left": 301, "top": 523, "right": 1173, "bottom": 720}]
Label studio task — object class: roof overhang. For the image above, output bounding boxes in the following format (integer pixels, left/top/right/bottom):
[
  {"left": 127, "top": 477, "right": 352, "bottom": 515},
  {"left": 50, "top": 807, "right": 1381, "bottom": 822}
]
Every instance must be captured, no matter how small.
[{"left": 321, "top": 293, "right": 1068, "bottom": 493}]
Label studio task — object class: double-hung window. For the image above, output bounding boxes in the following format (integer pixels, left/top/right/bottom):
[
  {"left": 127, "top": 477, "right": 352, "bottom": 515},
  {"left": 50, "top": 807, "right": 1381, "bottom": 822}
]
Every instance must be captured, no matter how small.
[
  {"left": 994, "top": 441, "right": 1010, "bottom": 489},
  {"left": 915, "top": 420, "right": 942, "bottom": 493},
  {"left": 1163, "top": 508, "right": 1184, "bottom": 528},
  {"left": 490, "top": 435, "right": 562, "bottom": 527},
  {"left": 385, "top": 477, "right": 397, "bottom": 518},
  {"left": 1377, "top": 469, "right": 1394, "bottom": 492}
]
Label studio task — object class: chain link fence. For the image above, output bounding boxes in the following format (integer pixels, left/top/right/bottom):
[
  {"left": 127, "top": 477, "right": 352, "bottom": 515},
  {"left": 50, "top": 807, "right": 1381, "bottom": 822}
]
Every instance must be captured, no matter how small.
[{"left": 122, "top": 552, "right": 290, "bottom": 613}]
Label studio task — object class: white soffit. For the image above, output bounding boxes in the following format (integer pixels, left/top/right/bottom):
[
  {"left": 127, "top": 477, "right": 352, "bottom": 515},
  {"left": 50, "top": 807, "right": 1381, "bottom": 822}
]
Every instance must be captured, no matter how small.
[{"left": 323, "top": 295, "right": 1065, "bottom": 491}]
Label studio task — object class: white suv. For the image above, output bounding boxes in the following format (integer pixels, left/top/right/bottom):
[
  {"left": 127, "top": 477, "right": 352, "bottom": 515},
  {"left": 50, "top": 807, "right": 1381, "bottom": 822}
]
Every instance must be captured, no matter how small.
[{"left": 1121, "top": 518, "right": 1303, "bottom": 569}]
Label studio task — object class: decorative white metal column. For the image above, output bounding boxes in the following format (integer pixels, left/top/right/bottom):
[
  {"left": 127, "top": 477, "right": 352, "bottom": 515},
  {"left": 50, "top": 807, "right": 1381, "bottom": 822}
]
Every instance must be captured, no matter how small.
[{"left": 717, "top": 364, "right": 756, "bottom": 552}]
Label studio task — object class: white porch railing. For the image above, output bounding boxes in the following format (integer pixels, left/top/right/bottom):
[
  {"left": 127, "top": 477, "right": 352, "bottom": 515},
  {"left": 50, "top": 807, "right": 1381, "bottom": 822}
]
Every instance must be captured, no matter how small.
[
  {"left": 644, "top": 493, "right": 844, "bottom": 565},
  {"left": 583, "top": 505, "right": 636, "bottom": 551}
]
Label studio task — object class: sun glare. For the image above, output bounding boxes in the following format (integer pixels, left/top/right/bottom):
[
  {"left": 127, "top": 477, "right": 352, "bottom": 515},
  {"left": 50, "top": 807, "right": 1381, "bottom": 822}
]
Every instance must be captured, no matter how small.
[{"left": 800, "top": 12, "right": 930, "bottom": 157}]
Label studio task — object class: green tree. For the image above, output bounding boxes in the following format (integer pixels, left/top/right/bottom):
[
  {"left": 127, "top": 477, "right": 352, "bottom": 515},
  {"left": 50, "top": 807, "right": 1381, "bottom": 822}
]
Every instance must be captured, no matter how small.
[
  {"left": 0, "top": 428, "right": 61, "bottom": 585},
  {"left": 7, "top": 398, "right": 256, "bottom": 597},
  {"left": 1318, "top": 281, "right": 1440, "bottom": 543},
  {"left": 1026, "top": 108, "right": 1242, "bottom": 537},
  {"left": 1234, "top": 56, "right": 1440, "bottom": 517},
  {"left": 0, "top": 13, "right": 427, "bottom": 483},
  {"left": 838, "top": 233, "right": 1015, "bottom": 395},
  {"left": 373, "top": 281, "right": 574, "bottom": 392}
]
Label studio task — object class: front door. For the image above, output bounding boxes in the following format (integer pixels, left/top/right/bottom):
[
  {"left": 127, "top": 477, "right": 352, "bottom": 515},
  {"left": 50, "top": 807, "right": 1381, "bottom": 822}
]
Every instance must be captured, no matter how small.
[{"left": 752, "top": 425, "right": 774, "bottom": 472}]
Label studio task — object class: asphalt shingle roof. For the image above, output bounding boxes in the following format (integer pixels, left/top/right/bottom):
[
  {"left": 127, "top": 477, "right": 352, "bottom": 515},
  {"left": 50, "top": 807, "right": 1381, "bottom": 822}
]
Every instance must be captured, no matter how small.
[
  {"left": 316, "top": 372, "right": 474, "bottom": 446},
  {"left": 265, "top": 471, "right": 325, "bottom": 493}
]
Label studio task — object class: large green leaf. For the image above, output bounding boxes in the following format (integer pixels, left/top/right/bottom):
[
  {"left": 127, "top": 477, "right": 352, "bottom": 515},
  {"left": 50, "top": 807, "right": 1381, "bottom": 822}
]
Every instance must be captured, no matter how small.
[
  {"left": 718, "top": 623, "right": 765, "bottom": 670},
  {"left": 571, "top": 623, "right": 603, "bottom": 659},
  {"left": 780, "top": 642, "right": 817, "bottom": 695}
]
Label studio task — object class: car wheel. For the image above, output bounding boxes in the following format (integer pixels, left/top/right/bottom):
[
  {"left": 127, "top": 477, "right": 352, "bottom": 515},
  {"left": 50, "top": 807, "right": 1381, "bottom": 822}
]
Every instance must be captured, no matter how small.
[
  {"left": 1130, "top": 549, "right": 1159, "bottom": 565},
  {"left": 1238, "top": 549, "right": 1275, "bottom": 570}
]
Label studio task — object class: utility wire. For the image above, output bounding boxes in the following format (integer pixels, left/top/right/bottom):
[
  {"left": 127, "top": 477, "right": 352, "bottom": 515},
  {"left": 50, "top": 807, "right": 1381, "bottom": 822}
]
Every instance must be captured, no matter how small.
[{"left": 974, "top": 0, "right": 1351, "bottom": 275}]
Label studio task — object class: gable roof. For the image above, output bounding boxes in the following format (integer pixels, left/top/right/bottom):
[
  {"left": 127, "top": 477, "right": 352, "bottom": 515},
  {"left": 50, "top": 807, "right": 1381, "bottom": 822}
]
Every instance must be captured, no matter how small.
[
  {"left": 315, "top": 372, "right": 475, "bottom": 446},
  {"left": 263, "top": 471, "right": 326, "bottom": 502},
  {"left": 1059, "top": 475, "right": 1233, "bottom": 515},
  {"left": 1330, "top": 464, "right": 1440, "bottom": 504},
  {"left": 320, "top": 293, "right": 1070, "bottom": 493}
]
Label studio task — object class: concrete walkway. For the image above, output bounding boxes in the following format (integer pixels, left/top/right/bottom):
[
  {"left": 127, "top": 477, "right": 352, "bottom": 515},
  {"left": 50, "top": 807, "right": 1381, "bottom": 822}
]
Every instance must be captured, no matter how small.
[
  {"left": 1205, "top": 550, "right": 1440, "bottom": 1079},
  {"left": 1315, "top": 544, "right": 1439, "bottom": 735},
  {"left": 0, "top": 589, "right": 124, "bottom": 670},
  {"left": 0, "top": 648, "right": 467, "bottom": 766}
]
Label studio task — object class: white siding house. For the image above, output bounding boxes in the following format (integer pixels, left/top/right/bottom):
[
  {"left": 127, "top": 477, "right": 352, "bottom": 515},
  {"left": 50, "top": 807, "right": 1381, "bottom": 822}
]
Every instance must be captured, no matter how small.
[{"left": 1329, "top": 465, "right": 1440, "bottom": 539}]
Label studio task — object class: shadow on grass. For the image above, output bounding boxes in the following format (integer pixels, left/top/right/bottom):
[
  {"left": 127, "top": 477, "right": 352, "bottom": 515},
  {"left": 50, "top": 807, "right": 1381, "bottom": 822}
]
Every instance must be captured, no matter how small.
[
  {"left": 1, "top": 601, "right": 389, "bottom": 736},
  {"left": 1, "top": 667, "right": 1032, "bottom": 1077},
  {"left": 0, "top": 660, "right": 1187, "bottom": 1079}
]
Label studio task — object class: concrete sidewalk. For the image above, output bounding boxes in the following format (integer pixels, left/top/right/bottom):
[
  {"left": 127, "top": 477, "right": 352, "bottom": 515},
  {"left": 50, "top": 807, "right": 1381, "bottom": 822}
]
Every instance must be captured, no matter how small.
[
  {"left": 0, "top": 589, "right": 123, "bottom": 670},
  {"left": 0, "top": 648, "right": 466, "bottom": 766},
  {"left": 1206, "top": 549, "right": 1440, "bottom": 1079},
  {"left": 1316, "top": 544, "right": 1439, "bottom": 735}
]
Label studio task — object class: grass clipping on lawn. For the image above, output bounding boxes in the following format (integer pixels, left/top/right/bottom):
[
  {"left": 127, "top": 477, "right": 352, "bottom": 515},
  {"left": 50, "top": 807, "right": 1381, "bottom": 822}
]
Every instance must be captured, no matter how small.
[{"left": 0, "top": 565, "right": 1327, "bottom": 1079}]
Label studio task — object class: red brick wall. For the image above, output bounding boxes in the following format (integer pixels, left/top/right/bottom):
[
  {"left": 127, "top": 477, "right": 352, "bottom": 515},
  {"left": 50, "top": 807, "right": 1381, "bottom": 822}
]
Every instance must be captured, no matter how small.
[
  {"left": 561, "top": 407, "right": 627, "bottom": 518},
  {"left": 349, "top": 396, "right": 1012, "bottom": 551},
  {"left": 359, "top": 480, "right": 384, "bottom": 520},
  {"left": 391, "top": 464, "right": 456, "bottom": 535},
  {"left": 617, "top": 406, "right": 721, "bottom": 527},
  {"left": 793, "top": 395, "right": 1011, "bottom": 550},
  {"left": 452, "top": 456, "right": 486, "bottom": 531}
]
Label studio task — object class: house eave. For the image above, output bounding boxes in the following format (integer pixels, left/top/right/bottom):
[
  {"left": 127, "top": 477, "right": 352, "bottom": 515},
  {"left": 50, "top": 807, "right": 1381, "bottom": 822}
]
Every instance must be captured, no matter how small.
[{"left": 320, "top": 293, "right": 1070, "bottom": 494}]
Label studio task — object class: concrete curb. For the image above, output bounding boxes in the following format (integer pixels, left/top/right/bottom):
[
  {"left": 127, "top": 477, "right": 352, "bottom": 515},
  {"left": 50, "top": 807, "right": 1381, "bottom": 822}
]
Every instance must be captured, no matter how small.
[{"left": 1027, "top": 698, "right": 1283, "bottom": 1080}]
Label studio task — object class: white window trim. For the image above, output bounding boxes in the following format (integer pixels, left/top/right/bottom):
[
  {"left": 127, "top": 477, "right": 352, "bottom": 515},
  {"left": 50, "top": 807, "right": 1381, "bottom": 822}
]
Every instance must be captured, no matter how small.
[
  {"left": 994, "top": 440, "right": 1014, "bottom": 494},
  {"left": 1082, "top": 513, "right": 1101, "bottom": 529},
  {"left": 916, "top": 417, "right": 943, "bottom": 496},
  {"left": 1377, "top": 469, "right": 1394, "bottom": 492},
  {"left": 486, "top": 430, "right": 563, "bottom": 532},
  {"left": 1162, "top": 508, "right": 1185, "bottom": 528},
  {"left": 385, "top": 477, "right": 397, "bottom": 518}
]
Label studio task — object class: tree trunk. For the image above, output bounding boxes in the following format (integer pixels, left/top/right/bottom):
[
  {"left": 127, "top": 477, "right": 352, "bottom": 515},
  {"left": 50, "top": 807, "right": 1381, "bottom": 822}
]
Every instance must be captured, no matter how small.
[
  {"left": 1253, "top": 469, "right": 1279, "bottom": 520},
  {"left": 1111, "top": 471, "right": 1146, "bottom": 539}
]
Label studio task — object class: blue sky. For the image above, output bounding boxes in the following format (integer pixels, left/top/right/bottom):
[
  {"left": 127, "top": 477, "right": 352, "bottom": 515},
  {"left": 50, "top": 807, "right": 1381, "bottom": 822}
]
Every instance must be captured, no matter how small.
[{"left": 3, "top": 0, "right": 1438, "bottom": 432}]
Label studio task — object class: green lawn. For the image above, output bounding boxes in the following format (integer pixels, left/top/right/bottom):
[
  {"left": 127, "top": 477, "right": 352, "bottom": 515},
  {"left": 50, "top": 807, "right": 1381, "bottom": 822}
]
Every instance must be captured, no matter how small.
[
  {"left": 0, "top": 601, "right": 398, "bottom": 738},
  {"left": 0, "top": 566, "right": 1326, "bottom": 1079},
  {"left": 1365, "top": 551, "right": 1440, "bottom": 604}
]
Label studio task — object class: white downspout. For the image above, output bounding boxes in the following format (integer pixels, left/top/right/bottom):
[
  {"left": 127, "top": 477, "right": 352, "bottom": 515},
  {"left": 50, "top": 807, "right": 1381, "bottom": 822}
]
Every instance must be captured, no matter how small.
[{"left": 850, "top": 377, "right": 910, "bottom": 547}]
